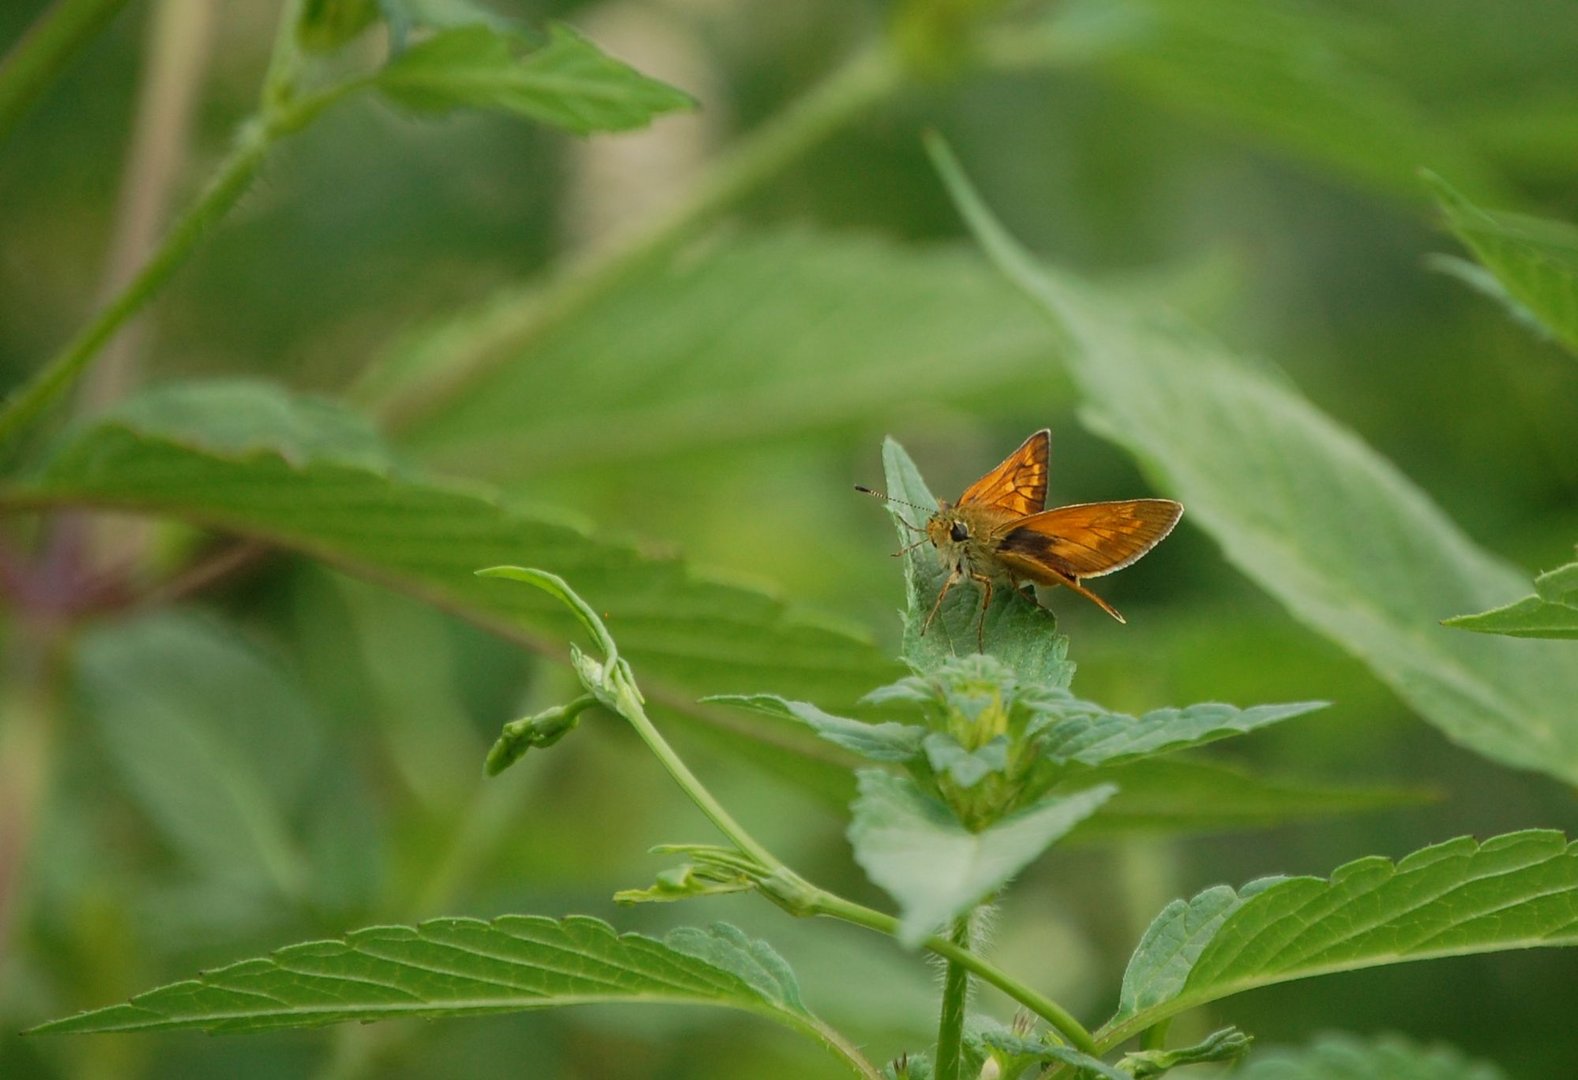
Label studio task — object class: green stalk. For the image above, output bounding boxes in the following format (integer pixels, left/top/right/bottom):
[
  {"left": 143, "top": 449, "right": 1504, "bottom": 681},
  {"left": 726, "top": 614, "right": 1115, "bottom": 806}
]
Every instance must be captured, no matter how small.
[
  {"left": 0, "top": 0, "right": 131, "bottom": 143},
  {"left": 0, "top": 0, "right": 358, "bottom": 451},
  {"left": 812, "top": 891, "right": 1098, "bottom": 1055},
  {"left": 0, "top": 120, "right": 270, "bottom": 447},
  {"left": 934, "top": 917, "right": 973, "bottom": 1080}
]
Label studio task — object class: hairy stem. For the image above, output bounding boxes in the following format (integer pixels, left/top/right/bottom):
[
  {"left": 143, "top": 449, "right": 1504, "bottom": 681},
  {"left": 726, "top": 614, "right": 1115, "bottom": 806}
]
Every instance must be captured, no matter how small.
[
  {"left": 810, "top": 892, "right": 1097, "bottom": 1055},
  {"left": 934, "top": 917, "right": 973, "bottom": 1080}
]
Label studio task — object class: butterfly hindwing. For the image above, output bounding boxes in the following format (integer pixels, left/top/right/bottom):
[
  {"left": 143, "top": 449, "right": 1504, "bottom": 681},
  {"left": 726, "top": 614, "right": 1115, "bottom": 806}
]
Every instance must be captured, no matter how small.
[{"left": 954, "top": 428, "right": 1049, "bottom": 518}]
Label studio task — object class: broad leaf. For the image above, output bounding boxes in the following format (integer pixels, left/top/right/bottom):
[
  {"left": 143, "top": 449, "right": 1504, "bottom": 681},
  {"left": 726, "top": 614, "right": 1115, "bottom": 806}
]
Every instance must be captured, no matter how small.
[
  {"left": 377, "top": 23, "right": 693, "bottom": 133},
  {"left": 1036, "top": 700, "right": 1327, "bottom": 770},
  {"left": 1042, "top": 0, "right": 1490, "bottom": 197},
  {"left": 1107, "top": 831, "right": 1578, "bottom": 1043},
  {"left": 28, "top": 916, "right": 839, "bottom": 1047},
  {"left": 5, "top": 382, "right": 900, "bottom": 718},
  {"left": 1428, "top": 173, "right": 1578, "bottom": 357},
  {"left": 1236, "top": 1033, "right": 1508, "bottom": 1080},
  {"left": 1060, "top": 758, "right": 1428, "bottom": 842},
  {"left": 74, "top": 612, "right": 323, "bottom": 900},
  {"left": 932, "top": 138, "right": 1578, "bottom": 786},
  {"left": 704, "top": 694, "right": 926, "bottom": 763},
  {"left": 1445, "top": 559, "right": 1578, "bottom": 640},
  {"left": 879, "top": 438, "right": 1074, "bottom": 686},
  {"left": 849, "top": 770, "right": 1114, "bottom": 946},
  {"left": 373, "top": 230, "right": 1065, "bottom": 477}
]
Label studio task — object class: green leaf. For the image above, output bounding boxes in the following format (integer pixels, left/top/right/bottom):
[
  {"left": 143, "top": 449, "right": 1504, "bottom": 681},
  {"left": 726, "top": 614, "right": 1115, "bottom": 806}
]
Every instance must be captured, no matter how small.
[
  {"left": 930, "top": 137, "right": 1578, "bottom": 787},
  {"left": 849, "top": 770, "right": 1114, "bottom": 946},
  {"left": 374, "top": 230, "right": 1064, "bottom": 477},
  {"left": 1107, "top": 831, "right": 1578, "bottom": 1042},
  {"left": 1427, "top": 172, "right": 1578, "bottom": 356},
  {"left": 376, "top": 23, "right": 693, "bottom": 134},
  {"left": 879, "top": 437, "right": 1074, "bottom": 685},
  {"left": 28, "top": 916, "right": 827, "bottom": 1038},
  {"left": 1060, "top": 758, "right": 1429, "bottom": 842},
  {"left": 1044, "top": 0, "right": 1491, "bottom": 197},
  {"left": 704, "top": 694, "right": 926, "bottom": 763},
  {"left": 73, "top": 611, "right": 323, "bottom": 900},
  {"left": 1119, "top": 1026, "right": 1251, "bottom": 1077},
  {"left": 1035, "top": 700, "right": 1328, "bottom": 770},
  {"left": 1445, "top": 559, "right": 1578, "bottom": 639},
  {"left": 5, "top": 381, "right": 901, "bottom": 720},
  {"left": 1236, "top": 1033, "right": 1508, "bottom": 1080}
]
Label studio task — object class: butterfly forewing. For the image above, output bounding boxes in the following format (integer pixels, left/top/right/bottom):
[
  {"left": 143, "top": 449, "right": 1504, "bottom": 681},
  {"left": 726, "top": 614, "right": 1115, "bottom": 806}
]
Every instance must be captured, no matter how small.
[
  {"left": 994, "top": 499, "right": 1183, "bottom": 580},
  {"left": 954, "top": 428, "right": 1049, "bottom": 517}
]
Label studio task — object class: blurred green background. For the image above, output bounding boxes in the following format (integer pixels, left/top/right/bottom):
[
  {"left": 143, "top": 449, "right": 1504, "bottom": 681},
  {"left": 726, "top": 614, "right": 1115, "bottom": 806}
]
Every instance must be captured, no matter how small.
[{"left": 2, "top": 0, "right": 1576, "bottom": 1077}]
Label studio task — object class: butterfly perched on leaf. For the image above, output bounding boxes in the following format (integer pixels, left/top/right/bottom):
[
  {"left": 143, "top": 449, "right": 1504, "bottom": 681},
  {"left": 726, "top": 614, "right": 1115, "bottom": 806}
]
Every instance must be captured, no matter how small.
[{"left": 859, "top": 429, "right": 1182, "bottom": 648}]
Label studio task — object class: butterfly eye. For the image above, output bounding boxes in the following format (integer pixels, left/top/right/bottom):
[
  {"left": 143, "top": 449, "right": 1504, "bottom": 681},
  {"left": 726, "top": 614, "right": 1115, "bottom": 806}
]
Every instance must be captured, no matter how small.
[{"left": 949, "top": 521, "right": 969, "bottom": 542}]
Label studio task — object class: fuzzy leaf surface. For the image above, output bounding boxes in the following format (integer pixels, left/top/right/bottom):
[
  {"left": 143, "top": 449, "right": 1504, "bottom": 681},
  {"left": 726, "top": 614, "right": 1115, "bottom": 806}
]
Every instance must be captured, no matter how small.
[
  {"left": 849, "top": 770, "right": 1114, "bottom": 946},
  {"left": 704, "top": 694, "right": 926, "bottom": 763},
  {"left": 1036, "top": 700, "right": 1327, "bottom": 769}
]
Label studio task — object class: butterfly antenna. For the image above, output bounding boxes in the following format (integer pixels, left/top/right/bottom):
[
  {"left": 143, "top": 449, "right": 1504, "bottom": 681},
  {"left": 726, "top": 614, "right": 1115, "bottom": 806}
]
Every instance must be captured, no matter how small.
[{"left": 854, "top": 485, "right": 930, "bottom": 533}]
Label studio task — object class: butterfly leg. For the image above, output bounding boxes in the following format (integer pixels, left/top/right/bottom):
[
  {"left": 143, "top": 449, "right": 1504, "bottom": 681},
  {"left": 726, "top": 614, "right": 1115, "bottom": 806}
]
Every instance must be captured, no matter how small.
[
  {"left": 921, "top": 565, "right": 962, "bottom": 637},
  {"left": 970, "top": 572, "right": 994, "bottom": 651}
]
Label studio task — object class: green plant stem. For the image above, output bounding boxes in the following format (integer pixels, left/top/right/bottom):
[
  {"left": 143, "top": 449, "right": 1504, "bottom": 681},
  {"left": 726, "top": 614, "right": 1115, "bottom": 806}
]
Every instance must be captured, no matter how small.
[
  {"left": 934, "top": 917, "right": 973, "bottom": 1080},
  {"left": 601, "top": 645, "right": 1097, "bottom": 1054},
  {"left": 614, "top": 683, "right": 781, "bottom": 871},
  {"left": 0, "top": 121, "right": 270, "bottom": 448},
  {"left": 0, "top": 0, "right": 360, "bottom": 452},
  {"left": 0, "top": 0, "right": 131, "bottom": 143},
  {"left": 809, "top": 892, "right": 1097, "bottom": 1055},
  {"left": 364, "top": 37, "right": 907, "bottom": 427}
]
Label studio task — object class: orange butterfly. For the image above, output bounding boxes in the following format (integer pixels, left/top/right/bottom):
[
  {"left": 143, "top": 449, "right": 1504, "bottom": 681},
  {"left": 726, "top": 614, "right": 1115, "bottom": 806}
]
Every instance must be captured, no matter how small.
[{"left": 859, "top": 429, "right": 1182, "bottom": 648}]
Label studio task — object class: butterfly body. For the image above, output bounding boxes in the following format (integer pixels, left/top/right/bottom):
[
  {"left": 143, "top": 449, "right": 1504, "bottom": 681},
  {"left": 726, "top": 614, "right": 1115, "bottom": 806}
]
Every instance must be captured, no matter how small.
[{"left": 905, "top": 429, "right": 1183, "bottom": 647}]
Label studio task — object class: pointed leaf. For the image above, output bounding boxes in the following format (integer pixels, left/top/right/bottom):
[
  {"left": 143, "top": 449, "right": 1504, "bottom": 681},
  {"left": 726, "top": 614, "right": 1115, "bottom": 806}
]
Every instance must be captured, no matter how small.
[
  {"left": 29, "top": 916, "right": 824, "bottom": 1038},
  {"left": 371, "top": 230, "right": 1064, "bottom": 477},
  {"left": 1427, "top": 173, "right": 1578, "bottom": 357},
  {"left": 1236, "top": 1033, "right": 1508, "bottom": 1080},
  {"left": 1119, "top": 1026, "right": 1251, "bottom": 1077},
  {"left": 1036, "top": 700, "right": 1328, "bottom": 769},
  {"left": 1108, "top": 831, "right": 1578, "bottom": 1042},
  {"left": 377, "top": 23, "right": 693, "bottom": 133},
  {"left": 849, "top": 770, "right": 1114, "bottom": 946},
  {"left": 704, "top": 694, "right": 926, "bottom": 763},
  {"left": 932, "top": 138, "right": 1578, "bottom": 786},
  {"left": 1445, "top": 559, "right": 1578, "bottom": 639},
  {"left": 879, "top": 437, "right": 1075, "bottom": 686},
  {"left": 4, "top": 382, "right": 901, "bottom": 719}
]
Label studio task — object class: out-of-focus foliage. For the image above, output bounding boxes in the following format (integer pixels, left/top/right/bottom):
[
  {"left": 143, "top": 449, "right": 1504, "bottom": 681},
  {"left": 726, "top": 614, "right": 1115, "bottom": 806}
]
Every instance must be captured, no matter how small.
[{"left": 3, "top": 0, "right": 1577, "bottom": 1077}]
